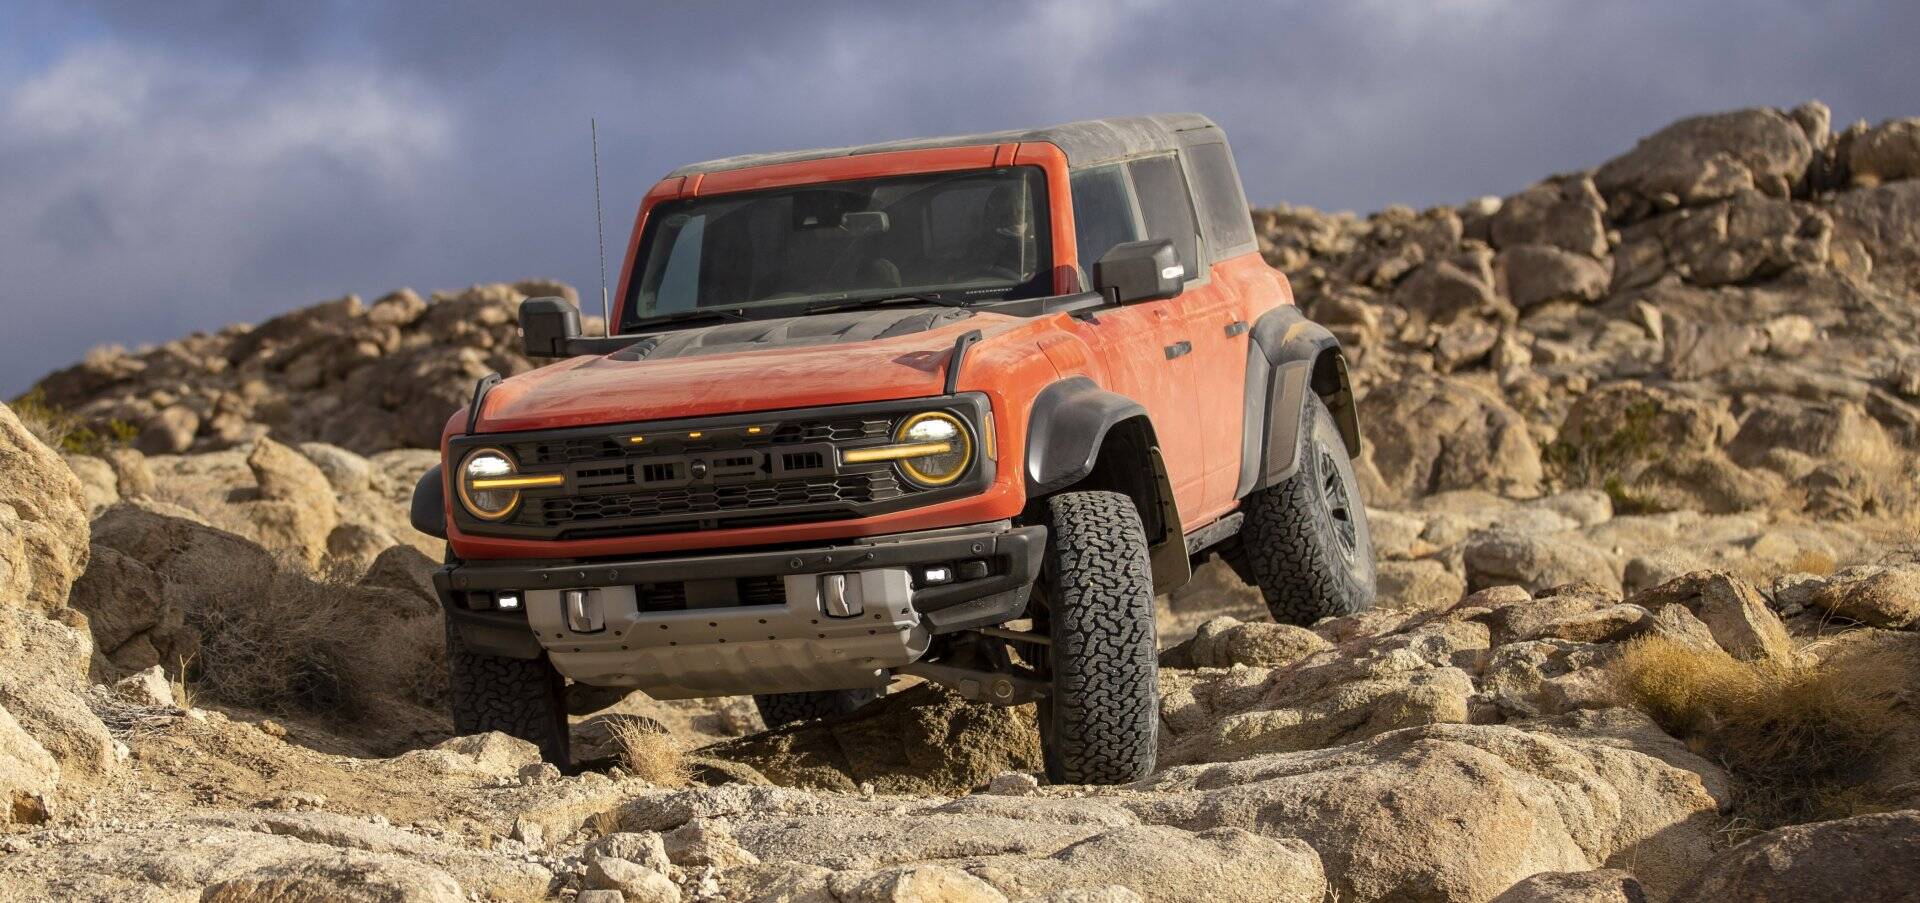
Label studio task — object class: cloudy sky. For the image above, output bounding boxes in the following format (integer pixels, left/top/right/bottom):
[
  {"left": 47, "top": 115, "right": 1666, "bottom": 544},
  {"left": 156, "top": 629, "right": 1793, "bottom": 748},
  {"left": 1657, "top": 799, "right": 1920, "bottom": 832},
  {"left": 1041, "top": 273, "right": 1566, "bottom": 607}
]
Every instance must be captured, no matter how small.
[{"left": 3, "top": 0, "right": 1916, "bottom": 395}]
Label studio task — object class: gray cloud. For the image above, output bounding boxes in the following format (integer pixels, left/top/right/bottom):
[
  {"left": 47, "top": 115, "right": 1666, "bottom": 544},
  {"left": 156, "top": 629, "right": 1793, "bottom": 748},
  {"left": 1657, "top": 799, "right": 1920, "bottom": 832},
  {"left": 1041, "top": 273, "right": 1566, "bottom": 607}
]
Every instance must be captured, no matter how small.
[{"left": 4, "top": 0, "right": 1917, "bottom": 395}]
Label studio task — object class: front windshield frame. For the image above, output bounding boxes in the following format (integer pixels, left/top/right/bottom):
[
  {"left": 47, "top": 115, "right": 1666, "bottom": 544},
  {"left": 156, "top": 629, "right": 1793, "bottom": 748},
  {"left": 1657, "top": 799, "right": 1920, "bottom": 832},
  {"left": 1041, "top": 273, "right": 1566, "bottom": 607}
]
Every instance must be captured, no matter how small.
[{"left": 618, "top": 165, "right": 1052, "bottom": 332}]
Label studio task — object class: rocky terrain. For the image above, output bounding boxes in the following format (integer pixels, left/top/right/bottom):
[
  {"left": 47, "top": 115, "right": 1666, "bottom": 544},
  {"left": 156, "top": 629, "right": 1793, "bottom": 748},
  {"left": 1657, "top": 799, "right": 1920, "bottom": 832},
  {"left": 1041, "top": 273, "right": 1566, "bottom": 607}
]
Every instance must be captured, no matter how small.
[{"left": 2, "top": 101, "right": 1919, "bottom": 901}]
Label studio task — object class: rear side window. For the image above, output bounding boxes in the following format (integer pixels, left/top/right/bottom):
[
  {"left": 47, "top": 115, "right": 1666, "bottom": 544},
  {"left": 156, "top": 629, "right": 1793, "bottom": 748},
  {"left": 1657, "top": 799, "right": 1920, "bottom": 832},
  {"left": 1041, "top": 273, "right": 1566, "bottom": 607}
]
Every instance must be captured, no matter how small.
[
  {"left": 1069, "top": 165, "right": 1142, "bottom": 273},
  {"left": 1127, "top": 154, "right": 1200, "bottom": 278},
  {"left": 1184, "top": 140, "right": 1257, "bottom": 255}
]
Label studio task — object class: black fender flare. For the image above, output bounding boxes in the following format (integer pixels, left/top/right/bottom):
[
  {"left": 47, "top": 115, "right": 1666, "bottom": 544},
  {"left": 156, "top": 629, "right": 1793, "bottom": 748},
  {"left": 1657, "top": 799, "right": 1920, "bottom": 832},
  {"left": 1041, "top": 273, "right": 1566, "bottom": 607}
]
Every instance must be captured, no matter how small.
[
  {"left": 1024, "top": 377, "right": 1188, "bottom": 592},
  {"left": 410, "top": 464, "right": 448, "bottom": 539},
  {"left": 1235, "top": 306, "right": 1361, "bottom": 497},
  {"left": 1024, "top": 377, "right": 1151, "bottom": 496}
]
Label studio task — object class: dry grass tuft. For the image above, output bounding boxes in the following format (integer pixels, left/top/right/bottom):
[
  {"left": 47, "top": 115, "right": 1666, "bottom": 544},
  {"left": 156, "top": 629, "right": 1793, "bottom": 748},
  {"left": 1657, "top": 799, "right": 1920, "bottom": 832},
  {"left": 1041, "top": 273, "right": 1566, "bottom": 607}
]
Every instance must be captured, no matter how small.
[
  {"left": 612, "top": 719, "right": 691, "bottom": 787},
  {"left": 1611, "top": 633, "right": 1920, "bottom": 830},
  {"left": 1787, "top": 549, "right": 1839, "bottom": 577},
  {"left": 182, "top": 562, "right": 445, "bottom": 726},
  {"left": 10, "top": 389, "right": 137, "bottom": 455}
]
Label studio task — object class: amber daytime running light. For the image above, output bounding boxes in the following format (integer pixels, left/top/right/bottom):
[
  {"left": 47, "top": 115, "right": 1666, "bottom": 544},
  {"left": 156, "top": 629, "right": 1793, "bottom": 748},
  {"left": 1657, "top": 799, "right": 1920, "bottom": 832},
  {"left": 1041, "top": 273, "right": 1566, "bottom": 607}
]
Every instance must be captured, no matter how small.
[{"left": 843, "top": 411, "right": 974, "bottom": 487}]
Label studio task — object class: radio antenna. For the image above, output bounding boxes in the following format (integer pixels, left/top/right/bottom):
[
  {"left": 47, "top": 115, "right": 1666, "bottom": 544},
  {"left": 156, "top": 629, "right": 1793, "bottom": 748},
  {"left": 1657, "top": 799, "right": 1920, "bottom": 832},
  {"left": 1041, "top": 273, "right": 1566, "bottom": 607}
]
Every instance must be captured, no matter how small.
[{"left": 591, "top": 117, "right": 610, "bottom": 336}]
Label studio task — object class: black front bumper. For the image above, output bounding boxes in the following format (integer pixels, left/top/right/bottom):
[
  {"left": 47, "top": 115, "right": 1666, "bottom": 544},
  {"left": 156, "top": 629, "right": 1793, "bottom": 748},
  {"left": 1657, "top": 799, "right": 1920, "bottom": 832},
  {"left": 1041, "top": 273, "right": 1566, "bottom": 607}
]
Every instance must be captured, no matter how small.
[{"left": 435, "top": 522, "right": 1047, "bottom": 659}]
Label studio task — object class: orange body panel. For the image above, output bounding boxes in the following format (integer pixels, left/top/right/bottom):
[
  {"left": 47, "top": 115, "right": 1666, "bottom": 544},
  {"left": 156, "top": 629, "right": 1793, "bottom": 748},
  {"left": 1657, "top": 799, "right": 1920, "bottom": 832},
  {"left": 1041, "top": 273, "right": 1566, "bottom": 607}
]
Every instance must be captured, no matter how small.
[{"left": 448, "top": 144, "right": 1295, "bottom": 560}]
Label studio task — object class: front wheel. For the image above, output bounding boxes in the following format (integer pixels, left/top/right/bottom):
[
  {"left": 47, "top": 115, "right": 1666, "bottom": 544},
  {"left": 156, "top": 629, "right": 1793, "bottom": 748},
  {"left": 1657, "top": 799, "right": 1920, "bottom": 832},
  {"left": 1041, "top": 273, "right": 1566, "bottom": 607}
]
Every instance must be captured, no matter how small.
[
  {"left": 1036, "top": 490, "right": 1159, "bottom": 785},
  {"left": 445, "top": 620, "right": 571, "bottom": 766},
  {"left": 1242, "top": 394, "right": 1376, "bottom": 625}
]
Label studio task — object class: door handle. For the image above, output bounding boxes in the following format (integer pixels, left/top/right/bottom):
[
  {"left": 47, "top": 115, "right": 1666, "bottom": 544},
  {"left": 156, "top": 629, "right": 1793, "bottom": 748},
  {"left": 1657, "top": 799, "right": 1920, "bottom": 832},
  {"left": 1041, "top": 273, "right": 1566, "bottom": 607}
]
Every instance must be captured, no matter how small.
[
  {"left": 1224, "top": 320, "right": 1249, "bottom": 337},
  {"left": 1164, "top": 340, "right": 1192, "bottom": 361}
]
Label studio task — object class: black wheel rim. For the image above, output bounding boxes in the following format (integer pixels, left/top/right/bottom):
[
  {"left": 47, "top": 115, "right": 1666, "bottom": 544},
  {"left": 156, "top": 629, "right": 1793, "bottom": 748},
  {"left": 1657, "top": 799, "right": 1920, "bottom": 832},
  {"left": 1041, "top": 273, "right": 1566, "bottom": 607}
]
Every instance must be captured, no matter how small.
[{"left": 1319, "top": 448, "right": 1358, "bottom": 561}]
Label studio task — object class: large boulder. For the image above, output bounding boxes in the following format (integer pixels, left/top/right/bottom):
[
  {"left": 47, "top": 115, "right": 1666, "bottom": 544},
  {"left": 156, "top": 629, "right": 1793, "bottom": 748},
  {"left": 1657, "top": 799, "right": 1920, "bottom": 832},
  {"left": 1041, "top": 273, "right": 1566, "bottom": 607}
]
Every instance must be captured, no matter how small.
[
  {"left": 1390, "top": 247, "right": 1508, "bottom": 325},
  {"left": 1593, "top": 106, "right": 1816, "bottom": 221},
  {"left": 1159, "top": 616, "right": 1481, "bottom": 766},
  {"left": 1846, "top": 117, "right": 1920, "bottom": 187},
  {"left": 1490, "top": 176, "right": 1610, "bottom": 258},
  {"left": 1360, "top": 376, "right": 1545, "bottom": 504},
  {"left": 1136, "top": 717, "right": 1728, "bottom": 903},
  {"left": 1626, "top": 572, "right": 1792, "bottom": 663},
  {"left": 0, "top": 403, "right": 91, "bottom": 614},
  {"left": 1464, "top": 531, "right": 1621, "bottom": 595},
  {"left": 1557, "top": 383, "right": 1735, "bottom": 459},
  {"left": 1806, "top": 565, "right": 1920, "bottom": 629},
  {"left": 0, "top": 403, "right": 116, "bottom": 822},
  {"left": 1500, "top": 244, "right": 1611, "bottom": 309},
  {"left": 1831, "top": 180, "right": 1920, "bottom": 284},
  {"left": 245, "top": 438, "right": 341, "bottom": 569},
  {"left": 1674, "top": 811, "right": 1920, "bottom": 903}
]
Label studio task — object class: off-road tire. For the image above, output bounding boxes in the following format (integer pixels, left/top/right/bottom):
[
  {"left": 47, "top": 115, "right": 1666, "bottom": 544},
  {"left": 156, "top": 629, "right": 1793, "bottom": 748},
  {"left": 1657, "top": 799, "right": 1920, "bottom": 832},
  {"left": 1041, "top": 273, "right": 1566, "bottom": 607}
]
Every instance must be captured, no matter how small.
[
  {"left": 445, "top": 620, "right": 571, "bottom": 766},
  {"left": 1037, "top": 490, "right": 1159, "bottom": 785},
  {"left": 753, "top": 688, "right": 880, "bottom": 729},
  {"left": 1242, "top": 394, "right": 1376, "bottom": 625}
]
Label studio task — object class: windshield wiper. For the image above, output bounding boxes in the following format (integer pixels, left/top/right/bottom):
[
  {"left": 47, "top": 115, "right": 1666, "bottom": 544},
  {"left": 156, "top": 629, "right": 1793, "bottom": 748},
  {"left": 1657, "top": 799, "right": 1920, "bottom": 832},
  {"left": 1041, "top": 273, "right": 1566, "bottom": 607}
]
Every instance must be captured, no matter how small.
[
  {"left": 628, "top": 307, "right": 751, "bottom": 330},
  {"left": 802, "top": 291, "right": 974, "bottom": 315}
]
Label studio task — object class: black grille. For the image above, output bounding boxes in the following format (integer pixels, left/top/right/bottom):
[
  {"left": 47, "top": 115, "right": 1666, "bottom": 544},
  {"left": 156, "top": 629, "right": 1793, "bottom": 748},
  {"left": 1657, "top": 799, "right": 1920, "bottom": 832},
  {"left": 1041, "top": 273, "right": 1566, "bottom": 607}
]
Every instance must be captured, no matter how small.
[{"left": 533, "top": 472, "right": 903, "bottom": 527}]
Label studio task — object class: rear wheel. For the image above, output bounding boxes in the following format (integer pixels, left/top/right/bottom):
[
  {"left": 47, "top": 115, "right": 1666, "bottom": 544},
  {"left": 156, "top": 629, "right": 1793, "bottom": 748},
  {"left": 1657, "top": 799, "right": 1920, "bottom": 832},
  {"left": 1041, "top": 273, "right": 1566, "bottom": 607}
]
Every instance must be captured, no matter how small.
[
  {"left": 753, "top": 688, "right": 880, "bottom": 729},
  {"left": 445, "top": 620, "right": 571, "bottom": 766},
  {"left": 1035, "top": 490, "right": 1159, "bottom": 785},
  {"left": 1242, "top": 394, "right": 1376, "bottom": 625}
]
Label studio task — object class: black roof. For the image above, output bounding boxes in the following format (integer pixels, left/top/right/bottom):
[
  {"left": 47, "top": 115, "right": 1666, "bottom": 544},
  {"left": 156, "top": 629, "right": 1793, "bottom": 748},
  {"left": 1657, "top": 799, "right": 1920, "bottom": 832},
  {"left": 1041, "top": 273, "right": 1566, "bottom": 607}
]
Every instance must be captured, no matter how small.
[{"left": 666, "top": 113, "right": 1221, "bottom": 178}]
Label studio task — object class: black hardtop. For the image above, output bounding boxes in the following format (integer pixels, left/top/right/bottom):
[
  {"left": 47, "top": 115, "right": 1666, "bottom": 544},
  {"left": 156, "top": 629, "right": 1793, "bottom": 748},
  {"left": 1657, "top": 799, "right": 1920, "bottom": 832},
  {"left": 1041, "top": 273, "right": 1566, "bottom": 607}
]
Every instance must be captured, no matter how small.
[{"left": 665, "top": 113, "right": 1222, "bottom": 178}]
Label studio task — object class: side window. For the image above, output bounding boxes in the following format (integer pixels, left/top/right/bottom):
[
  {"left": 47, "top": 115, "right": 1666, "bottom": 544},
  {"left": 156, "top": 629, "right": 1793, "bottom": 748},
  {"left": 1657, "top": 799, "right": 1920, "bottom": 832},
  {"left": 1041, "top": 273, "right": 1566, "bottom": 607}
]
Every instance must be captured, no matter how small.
[
  {"left": 1069, "top": 165, "right": 1141, "bottom": 275},
  {"left": 1184, "top": 141, "right": 1257, "bottom": 255},
  {"left": 1127, "top": 154, "right": 1201, "bottom": 277}
]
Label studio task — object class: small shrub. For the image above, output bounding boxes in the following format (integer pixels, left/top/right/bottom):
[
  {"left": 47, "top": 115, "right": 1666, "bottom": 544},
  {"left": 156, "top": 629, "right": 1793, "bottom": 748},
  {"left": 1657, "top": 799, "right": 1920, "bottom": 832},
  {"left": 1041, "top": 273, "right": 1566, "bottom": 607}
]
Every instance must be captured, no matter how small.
[
  {"left": 1610, "top": 633, "right": 1920, "bottom": 830},
  {"left": 10, "top": 389, "right": 137, "bottom": 456},
  {"left": 612, "top": 719, "right": 691, "bottom": 787},
  {"left": 183, "top": 565, "right": 424, "bottom": 720},
  {"left": 1543, "top": 400, "right": 1671, "bottom": 513}
]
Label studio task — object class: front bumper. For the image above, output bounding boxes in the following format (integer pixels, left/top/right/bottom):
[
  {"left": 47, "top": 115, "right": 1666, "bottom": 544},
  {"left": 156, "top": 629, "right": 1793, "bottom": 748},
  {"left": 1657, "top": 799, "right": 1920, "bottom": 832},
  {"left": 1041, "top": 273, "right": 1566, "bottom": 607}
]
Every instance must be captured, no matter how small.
[{"left": 434, "top": 521, "right": 1045, "bottom": 699}]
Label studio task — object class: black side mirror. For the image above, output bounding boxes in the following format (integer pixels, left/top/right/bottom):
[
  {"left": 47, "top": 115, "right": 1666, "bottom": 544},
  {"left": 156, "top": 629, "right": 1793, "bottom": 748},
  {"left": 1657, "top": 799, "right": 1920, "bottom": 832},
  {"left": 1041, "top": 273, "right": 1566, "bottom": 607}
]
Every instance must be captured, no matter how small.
[
  {"left": 1092, "top": 239, "right": 1185, "bottom": 305},
  {"left": 520, "top": 297, "right": 581, "bottom": 358}
]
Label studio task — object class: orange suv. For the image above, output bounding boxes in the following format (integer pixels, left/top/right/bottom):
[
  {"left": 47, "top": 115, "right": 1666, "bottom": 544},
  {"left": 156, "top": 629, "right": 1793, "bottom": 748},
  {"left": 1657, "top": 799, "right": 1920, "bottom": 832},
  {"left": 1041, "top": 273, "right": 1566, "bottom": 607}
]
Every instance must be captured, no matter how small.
[{"left": 412, "top": 114, "right": 1375, "bottom": 784}]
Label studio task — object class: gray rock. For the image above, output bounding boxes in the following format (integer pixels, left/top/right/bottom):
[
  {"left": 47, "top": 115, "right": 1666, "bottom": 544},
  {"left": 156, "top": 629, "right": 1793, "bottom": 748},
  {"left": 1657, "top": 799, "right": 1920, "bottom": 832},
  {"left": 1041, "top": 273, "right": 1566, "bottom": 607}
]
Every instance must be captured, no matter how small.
[
  {"left": 1808, "top": 565, "right": 1920, "bottom": 629},
  {"left": 1846, "top": 117, "right": 1920, "bottom": 186},
  {"left": 1500, "top": 243, "right": 1611, "bottom": 309},
  {"left": 1674, "top": 811, "right": 1920, "bottom": 903},
  {"left": 1627, "top": 572, "right": 1792, "bottom": 663},
  {"left": 1490, "top": 176, "right": 1610, "bottom": 258},
  {"left": 1594, "top": 106, "right": 1815, "bottom": 220},
  {"left": 1464, "top": 530, "right": 1621, "bottom": 595},
  {"left": 1492, "top": 869, "right": 1647, "bottom": 902}
]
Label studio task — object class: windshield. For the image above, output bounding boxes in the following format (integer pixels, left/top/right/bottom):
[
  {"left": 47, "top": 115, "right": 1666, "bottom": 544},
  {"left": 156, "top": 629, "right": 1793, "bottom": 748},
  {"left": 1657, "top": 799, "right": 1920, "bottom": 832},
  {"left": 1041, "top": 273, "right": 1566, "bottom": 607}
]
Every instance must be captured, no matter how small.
[{"left": 620, "top": 166, "right": 1050, "bottom": 330}]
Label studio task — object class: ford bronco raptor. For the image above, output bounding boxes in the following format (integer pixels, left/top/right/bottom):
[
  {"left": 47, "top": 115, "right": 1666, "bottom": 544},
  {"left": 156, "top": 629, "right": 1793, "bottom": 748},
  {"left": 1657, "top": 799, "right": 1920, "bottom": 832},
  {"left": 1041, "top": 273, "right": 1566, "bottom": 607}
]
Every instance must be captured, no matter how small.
[{"left": 412, "top": 114, "right": 1375, "bottom": 785}]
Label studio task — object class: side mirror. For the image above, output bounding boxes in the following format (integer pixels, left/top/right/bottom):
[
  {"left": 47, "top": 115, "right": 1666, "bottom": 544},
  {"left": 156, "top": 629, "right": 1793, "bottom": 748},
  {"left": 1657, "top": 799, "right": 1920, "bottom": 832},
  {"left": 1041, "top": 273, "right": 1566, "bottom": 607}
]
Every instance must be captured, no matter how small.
[
  {"left": 520, "top": 297, "right": 581, "bottom": 358},
  {"left": 1092, "top": 239, "right": 1185, "bottom": 305}
]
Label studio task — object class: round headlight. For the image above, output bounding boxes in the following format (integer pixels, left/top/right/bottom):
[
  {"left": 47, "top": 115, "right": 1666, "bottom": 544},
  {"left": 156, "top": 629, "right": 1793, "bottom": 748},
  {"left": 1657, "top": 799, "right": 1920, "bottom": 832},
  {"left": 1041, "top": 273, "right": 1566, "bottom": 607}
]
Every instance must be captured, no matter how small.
[
  {"left": 458, "top": 448, "right": 521, "bottom": 520},
  {"left": 895, "top": 412, "right": 973, "bottom": 487}
]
